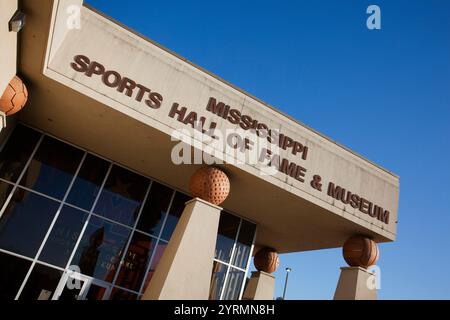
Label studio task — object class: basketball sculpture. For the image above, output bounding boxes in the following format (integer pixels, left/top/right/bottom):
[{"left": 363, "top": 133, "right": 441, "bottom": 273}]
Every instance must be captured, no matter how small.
[
  {"left": 0, "top": 75, "right": 28, "bottom": 116},
  {"left": 254, "top": 247, "right": 280, "bottom": 274},
  {"left": 189, "top": 166, "right": 230, "bottom": 205},
  {"left": 343, "top": 235, "right": 379, "bottom": 269}
]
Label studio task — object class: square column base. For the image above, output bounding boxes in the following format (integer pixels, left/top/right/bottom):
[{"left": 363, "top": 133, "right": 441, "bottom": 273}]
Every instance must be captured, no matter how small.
[
  {"left": 334, "top": 266, "right": 378, "bottom": 300},
  {"left": 242, "top": 271, "right": 275, "bottom": 300}
]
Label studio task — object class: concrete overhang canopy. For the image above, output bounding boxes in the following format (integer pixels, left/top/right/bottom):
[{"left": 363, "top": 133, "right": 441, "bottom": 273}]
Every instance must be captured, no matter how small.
[{"left": 16, "top": 0, "right": 399, "bottom": 253}]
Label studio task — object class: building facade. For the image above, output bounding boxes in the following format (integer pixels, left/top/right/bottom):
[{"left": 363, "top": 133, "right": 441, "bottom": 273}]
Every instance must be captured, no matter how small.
[{"left": 0, "top": 0, "right": 399, "bottom": 300}]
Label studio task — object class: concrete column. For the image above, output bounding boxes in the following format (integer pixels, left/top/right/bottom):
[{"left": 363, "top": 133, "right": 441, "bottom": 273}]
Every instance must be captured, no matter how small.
[
  {"left": 142, "top": 197, "right": 221, "bottom": 300},
  {"left": 334, "top": 267, "right": 377, "bottom": 300},
  {"left": 242, "top": 271, "right": 275, "bottom": 300}
]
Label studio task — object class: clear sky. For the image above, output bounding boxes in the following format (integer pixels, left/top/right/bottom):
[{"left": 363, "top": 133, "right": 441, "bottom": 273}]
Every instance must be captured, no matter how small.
[{"left": 85, "top": 0, "right": 450, "bottom": 299}]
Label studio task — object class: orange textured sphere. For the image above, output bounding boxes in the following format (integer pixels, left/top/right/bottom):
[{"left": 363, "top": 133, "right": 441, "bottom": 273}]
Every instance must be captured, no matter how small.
[
  {"left": 189, "top": 167, "right": 230, "bottom": 205},
  {"left": 0, "top": 76, "right": 28, "bottom": 116},
  {"left": 254, "top": 248, "right": 280, "bottom": 274},
  {"left": 343, "top": 236, "right": 379, "bottom": 268}
]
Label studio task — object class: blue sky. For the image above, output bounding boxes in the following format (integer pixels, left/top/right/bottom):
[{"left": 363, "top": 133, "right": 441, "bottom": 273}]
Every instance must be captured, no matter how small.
[{"left": 86, "top": 0, "right": 450, "bottom": 299}]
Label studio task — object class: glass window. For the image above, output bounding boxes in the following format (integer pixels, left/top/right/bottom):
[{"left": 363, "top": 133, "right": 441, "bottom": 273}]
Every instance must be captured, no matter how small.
[
  {"left": 0, "top": 252, "right": 32, "bottom": 300},
  {"left": 70, "top": 216, "right": 131, "bottom": 282},
  {"left": 0, "top": 180, "right": 14, "bottom": 209},
  {"left": 58, "top": 277, "right": 85, "bottom": 300},
  {"left": 66, "top": 154, "right": 110, "bottom": 210},
  {"left": 210, "top": 215, "right": 255, "bottom": 300},
  {"left": 94, "top": 165, "right": 149, "bottom": 227},
  {"left": 159, "top": 192, "right": 190, "bottom": 241},
  {"left": 215, "top": 212, "right": 240, "bottom": 263},
  {"left": 0, "top": 127, "right": 256, "bottom": 301},
  {"left": 114, "top": 232, "right": 157, "bottom": 292},
  {"left": 141, "top": 240, "right": 167, "bottom": 293},
  {"left": 109, "top": 288, "right": 138, "bottom": 300},
  {"left": 39, "top": 206, "right": 88, "bottom": 267},
  {"left": 18, "top": 263, "right": 63, "bottom": 300},
  {"left": 231, "top": 220, "right": 256, "bottom": 269},
  {"left": 0, "top": 188, "right": 60, "bottom": 257},
  {"left": 222, "top": 267, "right": 245, "bottom": 300},
  {"left": 209, "top": 261, "right": 228, "bottom": 300},
  {"left": 137, "top": 182, "right": 173, "bottom": 236},
  {"left": 19, "top": 136, "right": 84, "bottom": 200},
  {"left": 0, "top": 124, "right": 41, "bottom": 183},
  {"left": 84, "top": 284, "right": 108, "bottom": 300}
]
